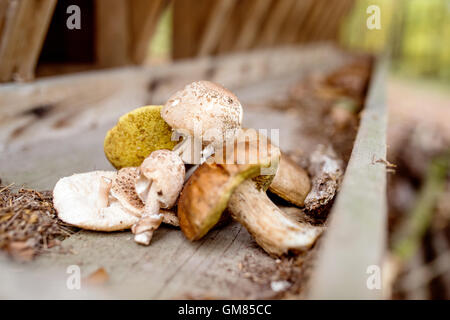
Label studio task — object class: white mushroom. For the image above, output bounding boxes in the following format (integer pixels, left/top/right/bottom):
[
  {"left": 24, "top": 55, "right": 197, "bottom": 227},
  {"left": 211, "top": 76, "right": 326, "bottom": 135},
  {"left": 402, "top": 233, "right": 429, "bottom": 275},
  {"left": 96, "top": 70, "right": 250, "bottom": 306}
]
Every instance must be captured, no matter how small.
[
  {"left": 53, "top": 168, "right": 181, "bottom": 233},
  {"left": 131, "top": 149, "right": 185, "bottom": 245},
  {"left": 161, "top": 81, "right": 243, "bottom": 168},
  {"left": 53, "top": 171, "right": 140, "bottom": 231}
]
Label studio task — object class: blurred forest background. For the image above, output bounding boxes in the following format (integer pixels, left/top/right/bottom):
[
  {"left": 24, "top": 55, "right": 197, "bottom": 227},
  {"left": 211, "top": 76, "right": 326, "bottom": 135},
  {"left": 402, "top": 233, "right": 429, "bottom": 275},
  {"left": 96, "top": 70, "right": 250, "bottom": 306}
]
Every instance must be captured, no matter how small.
[
  {"left": 341, "top": 0, "right": 450, "bottom": 81},
  {"left": 147, "top": 0, "right": 450, "bottom": 83}
]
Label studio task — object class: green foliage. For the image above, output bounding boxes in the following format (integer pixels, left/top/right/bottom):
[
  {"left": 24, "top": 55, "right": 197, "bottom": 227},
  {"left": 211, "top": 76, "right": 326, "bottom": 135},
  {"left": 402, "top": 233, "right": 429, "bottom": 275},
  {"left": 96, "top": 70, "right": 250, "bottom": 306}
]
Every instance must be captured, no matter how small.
[{"left": 341, "top": 0, "right": 450, "bottom": 81}]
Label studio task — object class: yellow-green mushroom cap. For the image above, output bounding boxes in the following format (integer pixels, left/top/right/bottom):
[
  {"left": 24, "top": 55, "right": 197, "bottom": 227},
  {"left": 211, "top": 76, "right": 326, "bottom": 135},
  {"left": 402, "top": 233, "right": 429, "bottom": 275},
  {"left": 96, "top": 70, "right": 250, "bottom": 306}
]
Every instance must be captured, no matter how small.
[{"left": 104, "top": 105, "right": 177, "bottom": 169}]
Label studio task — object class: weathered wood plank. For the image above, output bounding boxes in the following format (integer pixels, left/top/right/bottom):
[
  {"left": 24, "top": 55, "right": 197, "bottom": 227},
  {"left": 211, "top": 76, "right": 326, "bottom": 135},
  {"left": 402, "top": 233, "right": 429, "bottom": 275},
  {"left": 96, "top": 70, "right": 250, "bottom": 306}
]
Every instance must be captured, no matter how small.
[
  {"left": 278, "top": 0, "right": 314, "bottom": 45},
  {"left": 172, "top": 0, "right": 212, "bottom": 59},
  {"left": 0, "top": 44, "right": 350, "bottom": 154},
  {"left": 307, "top": 58, "right": 388, "bottom": 299},
  {"left": 129, "top": 0, "right": 169, "bottom": 64},
  {"left": 256, "top": 0, "right": 296, "bottom": 48},
  {"left": 0, "top": 0, "right": 57, "bottom": 82},
  {"left": 232, "top": 0, "right": 272, "bottom": 51},
  {"left": 95, "top": 0, "right": 131, "bottom": 67},
  {"left": 197, "top": 0, "right": 238, "bottom": 57}
]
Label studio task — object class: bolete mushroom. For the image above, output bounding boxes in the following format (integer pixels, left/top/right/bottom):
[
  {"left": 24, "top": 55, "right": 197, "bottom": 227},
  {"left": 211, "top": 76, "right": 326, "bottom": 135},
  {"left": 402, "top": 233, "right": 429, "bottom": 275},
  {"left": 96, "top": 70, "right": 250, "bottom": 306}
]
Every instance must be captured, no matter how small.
[
  {"left": 161, "top": 80, "right": 243, "bottom": 165},
  {"left": 269, "top": 152, "right": 311, "bottom": 207},
  {"left": 178, "top": 130, "right": 323, "bottom": 256},
  {"left": 104, "top": 105, "right": 177, "bottom": 169},
  {"left": 131, "top": 149, "right": 185, "bottom": 245}
]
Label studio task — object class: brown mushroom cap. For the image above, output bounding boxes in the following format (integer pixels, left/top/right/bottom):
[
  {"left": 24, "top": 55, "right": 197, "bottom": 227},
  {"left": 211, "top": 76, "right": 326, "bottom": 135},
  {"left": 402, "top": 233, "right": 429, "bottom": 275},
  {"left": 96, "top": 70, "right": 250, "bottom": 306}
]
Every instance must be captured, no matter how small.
[
  {"left": 178, "top": 130, "right": 279, "bottom": 240},
  {"left": 161, "top": 81, "right": 243, "bottom": 147},
  {"left": 177, "top": 129, "right": 323, "bottom": 256}
]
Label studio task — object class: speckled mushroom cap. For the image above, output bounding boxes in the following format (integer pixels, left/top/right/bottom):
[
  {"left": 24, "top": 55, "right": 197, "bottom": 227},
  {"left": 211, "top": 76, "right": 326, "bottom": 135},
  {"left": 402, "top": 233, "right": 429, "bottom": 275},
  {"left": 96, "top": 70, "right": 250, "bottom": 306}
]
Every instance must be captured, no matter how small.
[
  {"left": 139, "top": 150, "right": 185, "bottom": 208},
  {"left": 161, "top": 81, "right": 243, "bottom": 147},
  {"left": 110, "top": 167, "right": 144, "bottom": 216}
]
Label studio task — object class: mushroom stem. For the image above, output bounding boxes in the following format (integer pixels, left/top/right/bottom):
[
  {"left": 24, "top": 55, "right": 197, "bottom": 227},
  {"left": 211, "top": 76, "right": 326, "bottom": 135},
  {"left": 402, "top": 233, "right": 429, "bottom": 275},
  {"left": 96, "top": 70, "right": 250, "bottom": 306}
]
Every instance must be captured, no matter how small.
[
  {"left": 269, "top": 153, "right": 311, "bottom": 207},
  {"left": 227, "top": 179, "right": 323, "bottom": 256},
  {"left": 172, "top": 135, "right": 202, "bottom": 164},
  {"left": 184, "top": 145, "right": 216, "bottom": 181},
  {"left": 132, "top": 186, "right": 163, "bottom": 245}
]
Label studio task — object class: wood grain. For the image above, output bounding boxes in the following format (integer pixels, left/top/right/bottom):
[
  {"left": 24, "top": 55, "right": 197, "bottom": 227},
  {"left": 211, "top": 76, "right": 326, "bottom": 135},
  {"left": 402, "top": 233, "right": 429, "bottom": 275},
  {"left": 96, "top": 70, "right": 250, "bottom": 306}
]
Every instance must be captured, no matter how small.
[
  {"left": 129, "top": 0, "right": 169, "bottom": 64},
  {"left": 0, "top": 0, "right": 57, "bottom": 82},
  {"left": 307, "top": 59, "right": 388, "bottom": 299},
  {"left": 95, "top": 0, "right": 131, "bottom": 67}
]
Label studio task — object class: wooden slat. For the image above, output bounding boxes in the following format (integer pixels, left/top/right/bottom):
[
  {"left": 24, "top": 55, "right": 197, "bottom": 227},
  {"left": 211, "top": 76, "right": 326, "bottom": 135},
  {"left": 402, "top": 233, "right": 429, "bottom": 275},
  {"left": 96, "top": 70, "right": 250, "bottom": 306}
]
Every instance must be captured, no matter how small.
[
  {"left": 216, "top": 0, "right": 254, "bottom": 54},
  {"left": 307, "top": 58, "right": 388, "bottom": 299},
  {"left": 232, "top": 0, "right": 272, "bottom": 51},
  {"left": 306, "top": 0, "right": 340, "bottom": 42},
  {"left": 95, "top": 0, "right": 131, "bottom": 67},
  {"left": 0, "top": 44, "right": 349, "bottom": 124},
  {"left": 278, "top": 0, "right": 314, "bottom": 45},
  {"left": 129, "top": 0, "right": 169, "bottom": 64},
  {"left": 296, "top": 0, "right": 330, "bottom": 43},
  {"left": 257, "top": 0, "right": 296, "bottom": 48},
  {"left": 0, "top": 0, "right": 57, "bottom": 82},
  {"left": 172, "top": 0, "right": 212, "bottom": 59},
  {"left": 197, "top": 0, "right": 238, "bottom": 57},
  {"left": 315, "top": 0, "right": 355, "bottom": 41}
]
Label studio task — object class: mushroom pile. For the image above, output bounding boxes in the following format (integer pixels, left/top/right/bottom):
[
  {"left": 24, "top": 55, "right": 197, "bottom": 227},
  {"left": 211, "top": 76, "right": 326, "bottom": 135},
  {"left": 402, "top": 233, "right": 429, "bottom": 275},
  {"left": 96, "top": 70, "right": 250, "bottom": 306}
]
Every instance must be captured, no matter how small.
[
  {"left": 54, "top": 150, "right": 185, "bottom": 245},
  {"left": 53, "top": 81, "right": 327, "bottom": 256}
]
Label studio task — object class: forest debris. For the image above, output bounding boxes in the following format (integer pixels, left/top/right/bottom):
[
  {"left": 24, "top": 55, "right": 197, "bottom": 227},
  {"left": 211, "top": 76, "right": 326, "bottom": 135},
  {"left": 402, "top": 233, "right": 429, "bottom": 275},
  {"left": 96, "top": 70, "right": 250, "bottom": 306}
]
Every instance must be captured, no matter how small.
[
  {"left": 0, "top": 184, "right": 77, "bottom": 261},
  {"left": 238, "top": 253, "right": 309, "bottom": 298},
  {"left": 270, "top": 280, "right": 291, "bottom": 292},
  {"left": 304, "top": 145, "right": 344, "bottom": 212},
  {"left": 392, "top": 154, "right": 450, "bottom": 261}
]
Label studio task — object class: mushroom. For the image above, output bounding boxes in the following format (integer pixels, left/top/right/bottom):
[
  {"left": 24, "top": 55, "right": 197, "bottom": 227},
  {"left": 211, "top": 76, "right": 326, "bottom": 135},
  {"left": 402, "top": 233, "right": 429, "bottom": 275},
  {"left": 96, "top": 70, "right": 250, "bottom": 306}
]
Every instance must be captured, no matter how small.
[
  {"left": 53, "top": 169, "right": 181, "bottom": 232},
  {"left": 53, "top": 171, "right": 139, "bottom": 231},
  {"left": 161, "top": 81, "right": 243, "bottom": 166},
  {"left": 109, "top": 166, "right": 180, "bottom": 226},
  {"left": 178, "top": 130, "right": 323, "bottom": 256},
  {"left": 104, "top": 105, "right": 177, "bottom": 169},
  {"left": 269, "top": 152, "right": 311, "bottom": 207},
  {"left": 131, "top": 149, "right": 185, "bottom": 245}
]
